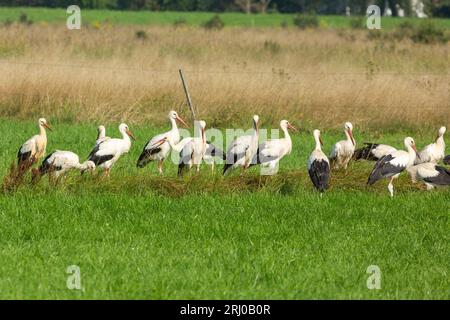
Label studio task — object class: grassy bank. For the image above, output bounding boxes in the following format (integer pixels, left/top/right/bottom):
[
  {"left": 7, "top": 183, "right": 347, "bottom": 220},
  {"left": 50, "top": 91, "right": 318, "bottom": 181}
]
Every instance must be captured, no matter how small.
[{"left": 0, "top": 119, "right": 448, "bottom": 299}]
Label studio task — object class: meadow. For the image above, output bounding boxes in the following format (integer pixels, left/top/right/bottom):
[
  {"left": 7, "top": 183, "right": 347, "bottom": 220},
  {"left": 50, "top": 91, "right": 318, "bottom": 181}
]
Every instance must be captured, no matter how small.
[{"left": 0, "top": 8, "right": 449, "bottom": 299}]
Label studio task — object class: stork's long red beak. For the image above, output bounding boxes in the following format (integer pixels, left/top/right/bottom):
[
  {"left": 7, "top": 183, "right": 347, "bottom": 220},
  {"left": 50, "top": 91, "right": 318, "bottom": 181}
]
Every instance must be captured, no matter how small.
[
  {"left": 348, "top": 129, "right": 355, "bottom": 146},
  {"left": 287, "top": 123, "right": 298, "bottom": 132},
  {"left": 319, "top": 137, "right": 324, "bottom": 146},
  {"left": 412, "top": 144, "right": 421, "bottom": 160},
  {"left": 126, "top": 129, "right": 136, "bottom": 141},
  {"left": 44, "top": 123, "right": 53, "bottom": 132},
  {"left": 177, "top": 116, "right": 189, "bottom": 128}
]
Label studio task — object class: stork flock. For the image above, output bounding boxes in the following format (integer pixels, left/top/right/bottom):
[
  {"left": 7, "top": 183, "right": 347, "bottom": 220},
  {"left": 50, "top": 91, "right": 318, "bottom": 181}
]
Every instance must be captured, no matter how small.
[{"left": 16, "top": 114, "right": 450, "bottom": 197}]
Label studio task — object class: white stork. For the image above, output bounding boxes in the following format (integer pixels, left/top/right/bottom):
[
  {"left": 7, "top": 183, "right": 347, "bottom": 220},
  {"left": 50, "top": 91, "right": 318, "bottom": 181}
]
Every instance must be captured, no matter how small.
[
  {"left": 251, "top": 119, "right": 298, "bottom": 174},
  {"left": 415, "top": 126, "right": 446, "bottom": 164},
  {"left": 95, "top": 125, "right": 110, "bottom": 146},
  {"left": 136, "top": 110, "right": 188, "bottom": 174},
  {"left": 444, "top": 155, "right": 450, "bottom": 165},
  {"left": 353, "top": 143, "right": 397, "bottom": 161},
  {"left": 407, "top": 162, "right": 450, "bottom": 190},
  {"left": 37, "top": 151, "right": 95, "bottom": 178},
  {"left": 87, "top": 123, "right": 136, "bottom": 177},
  {"left": 223, "top": 115, "right": 260, "bottom": 175},
  {"left": 17, "top": 118, "right": 52, "bottom": 167},
  {"left": 307, "top": 129, "right": 330, "bottom": 193},
  {"left": 367, "top": 137, "right": 420, "bottom": 197},
  {"left": 153, "top": 120, "right": 207, "bottom": 176},
  {"left": 330, "top": 122, "right": 356, "bottom": 169}
]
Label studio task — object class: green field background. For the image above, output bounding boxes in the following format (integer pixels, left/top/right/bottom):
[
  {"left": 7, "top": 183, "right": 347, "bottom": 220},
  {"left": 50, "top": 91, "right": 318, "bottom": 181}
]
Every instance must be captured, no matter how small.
[{"left": 1, "top": 7, "right": 450, "bottom": 29}]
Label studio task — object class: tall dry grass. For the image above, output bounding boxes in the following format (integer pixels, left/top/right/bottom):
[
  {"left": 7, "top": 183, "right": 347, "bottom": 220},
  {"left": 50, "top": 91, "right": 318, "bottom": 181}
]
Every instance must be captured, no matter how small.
[{"left": 0, "top": 23, "right": 449, "bottom": 130}]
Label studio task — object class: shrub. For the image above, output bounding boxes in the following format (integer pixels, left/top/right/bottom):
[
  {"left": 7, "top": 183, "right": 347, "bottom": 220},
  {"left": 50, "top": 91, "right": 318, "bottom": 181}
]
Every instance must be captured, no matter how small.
[
  {"left": 203, "top": 15, "right": 224, "bottom": 30},
  {"left": 19, "top": 12, "right": 32, "bottom": 25},
  {"left": 293, "top": 15, "right": 318, "bottom": 29},
  {"left": 135, "top": 30, "right": 148, "bottom": 40},
  {"left": 173, "top": 18, "right": 187, "bottom": 28},
  {"left": 263, "top": 40, "right": 281, "bottom": 55},
  {"left": 411, "top": 22, "right": 448, "bottom": 44}
]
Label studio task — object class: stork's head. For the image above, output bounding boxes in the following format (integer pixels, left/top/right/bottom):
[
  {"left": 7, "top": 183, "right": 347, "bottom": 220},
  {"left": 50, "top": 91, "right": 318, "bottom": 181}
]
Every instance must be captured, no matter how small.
[
  {"left": 97, "top": 125, "right": 106, "bottom": 134},
  {"left": 119, "top": 123, "right": 136, "bottom": 141},
  {"left": 281, "top": 120, "right": 298, "bottom": 132},
  {"left": 198, "top": 120, "right": 206, "bottom": 143},
  {"left": 39, "top": 118, "right": 52, "bottom": 131},
  {"left": 169, "top": 110, "right": 188, "bottom": 128},
  {"left": 405, "top": 137, "right": 420, "bottom": 160},
  {"left": 344, "top": 122, "right": 355, "bottom": 146},
  {"left": 313, "top": 129, "right": 323, "bottom": 146}
]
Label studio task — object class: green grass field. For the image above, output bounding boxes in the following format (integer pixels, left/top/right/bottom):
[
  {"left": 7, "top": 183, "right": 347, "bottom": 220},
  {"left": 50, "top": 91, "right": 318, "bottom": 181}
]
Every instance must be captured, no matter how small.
[
  {"left": 1, "top": 7, "right": 450, "bottom": 29},
  {"left": 0, "top": 118, "right": 448, "bottom": 299}
]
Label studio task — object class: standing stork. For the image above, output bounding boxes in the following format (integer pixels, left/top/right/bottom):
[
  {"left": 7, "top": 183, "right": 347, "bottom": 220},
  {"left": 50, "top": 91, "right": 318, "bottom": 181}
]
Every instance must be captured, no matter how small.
[
  {"left": 17, "top": 118, "right": 52, "bottom": 167},
  {"left": 37, "top": 151, "right": 95, "bottom": 178},
  {"left": 137, "top": 110, "right": 188, "bottom": 174},
  {"left": 415, "top": 126, "right": 446, "bottom": 164},
  {"left": 153, "top": 121, "right": 207, "bottom": 176},
  {"left": 307, "top": 129, "right": 330, "bottom": 193},
  {"left": 353, "top": 143, "right": 397, "bottom": 161},
  {"left": 407, "top": 162, "right": 450, "bottom": 190},
  {"left": 251, "top": 119, "right": 298, "bottom": 174},
  {"left": 367, "top": 137, "right": 420, "bottom": 197},
  {"left": 330, "top": 122, "right": 356, "bottom": 169},
  {"left": 223, "top": 115, "right": 260, "bottom": 175},
  {"left": 95, "top": 125, "right": 110, "bottom": 146},
  {"left": 87, "top": 123, "right": 136, "bottom": 177}
]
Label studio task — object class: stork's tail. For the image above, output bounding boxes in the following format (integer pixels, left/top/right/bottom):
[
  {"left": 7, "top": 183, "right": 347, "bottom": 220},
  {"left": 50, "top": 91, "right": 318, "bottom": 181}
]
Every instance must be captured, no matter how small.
[{"left": 353, "top": 143, "right": 378, "bottom": 161}]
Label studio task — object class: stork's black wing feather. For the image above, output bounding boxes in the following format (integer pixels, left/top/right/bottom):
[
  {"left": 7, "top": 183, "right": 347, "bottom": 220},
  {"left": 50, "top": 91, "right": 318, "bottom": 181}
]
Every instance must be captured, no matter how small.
[
  {"left": 367, "top": 155, "right": 405, "bottom": 185},
  {"left": 87, "top": 143, "right": 114, "bottom": 166},
  {"left": 308, "top": 159, "right": 330, "bottom": 192},
  {"left": 38, "top": 151, "right": 57, "bottom": 175},
  {"left": 353, "top": 143, "right": 380, "bottom": 161},
  {"left": 423, "top": 166, "right": 450, "bottom": 186},
  {"left": 444, "top": 155, "right": 450, "bottom": 165}
]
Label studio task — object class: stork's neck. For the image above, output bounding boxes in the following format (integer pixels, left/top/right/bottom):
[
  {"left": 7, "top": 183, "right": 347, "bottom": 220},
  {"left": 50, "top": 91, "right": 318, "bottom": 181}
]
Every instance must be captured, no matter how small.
[
  {"left": 97, "top": 129, "right": 105, "bottom": 140},
  {"left": 76, "top": 161, "right": 88, "bottom": 171},
  {"left": 344, "top": 130, "right": 351, "bottom": 142},
  {"left": 39, "top": 124, "right": 47, "bottom": 139},
  {"left": 170, "top": 118, "right": 178, "bottom": 131},
  {"left": 436, "top": 135, "right": 445, "bottom": 146},
  {"left": 406, "top": 145, "right": 417, "bottom": 165},
  {"left": 282, "top": 126, "right": 291, "bottom": 143},
  {"left": 120, "top": 128, "right": 131, "bottom": 143},
  {"left": 314, "top": 135, "right": 322, "bottom": 151}
]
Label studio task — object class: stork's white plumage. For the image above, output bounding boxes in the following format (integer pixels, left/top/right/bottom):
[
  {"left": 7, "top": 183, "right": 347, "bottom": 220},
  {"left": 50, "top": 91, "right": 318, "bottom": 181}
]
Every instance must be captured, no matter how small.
[
  {"left": 307, "top": 129, "right": 330, "bottom": 193},
  {"left": 17, "top": 118, "right": 52, "bottom": 167},
  {"left": 252, "top": 119, "right": 297, "bottom": 174},
  {"left": 155, "top": 121, "right": 207, "bottom": 176},
  {"left": 415, "top": 126, "right": 446, "bottom": 164},
  {"left": 353, "top": 143, "right": 397, "bottom": 161},
  {"left": 223, "top": 115, "right": 260, "bottom": 175},
  {"left": 38, "top": 150, "right": 95, "bottom": 177},
  {"left": 330, "top": 122, "right": 356, "bottom": 169},
  {"left": 95, "top": 125, "right": 110, "bottom": 146},
  {"left": 368, "top": 137, "right": 419, "bottom": 197},
  {"left": 137, "top": 111, "right": 188, "bottom": 174},
  {"left": 87, "top": 123, "right": 136, "bottom": 177},
  {"left": 407, "top": 162, "right": 450, "bottom": 190}
]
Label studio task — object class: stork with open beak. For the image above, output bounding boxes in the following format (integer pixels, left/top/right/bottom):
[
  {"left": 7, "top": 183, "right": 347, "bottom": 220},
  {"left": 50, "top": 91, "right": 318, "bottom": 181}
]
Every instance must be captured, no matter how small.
[
  {"left": 368, "top": 137, "right": 420, "bottom": 197},
  {"left": 223, "top": 115, "right": 260, "bottom": 175},
  {"left": 251, "top": 119, "right": 298, "bottom": 174},
  {"left": 330, "top": 122, "right": 356, "bottom": 170},
  {"left": 87, "top": 123, "right": 136, "bottom": 177},
  {"left": 137, "top": 110, "right": 188, "bottom": 174},
  {"left": 415, "top": 126, "right": 446, "bottom": 164},
  {"left": 17, "top": 118, "right": 52, "bottom": 168},
  {"left": 307, "top": 129, "right": 330, "bottom": 193}
]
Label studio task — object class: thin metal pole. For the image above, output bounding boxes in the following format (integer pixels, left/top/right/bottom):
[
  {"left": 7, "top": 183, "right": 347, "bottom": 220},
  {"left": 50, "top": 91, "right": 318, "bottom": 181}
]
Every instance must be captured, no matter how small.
[{"left": 179, "top": 69, "right": 196, "bottom": 120}]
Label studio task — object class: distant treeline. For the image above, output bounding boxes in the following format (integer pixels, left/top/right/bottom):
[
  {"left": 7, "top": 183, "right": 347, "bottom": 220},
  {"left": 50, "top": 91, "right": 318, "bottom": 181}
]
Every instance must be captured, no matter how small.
[{"left": 0, "top": 0, "right": 449, "bottom": 17}]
